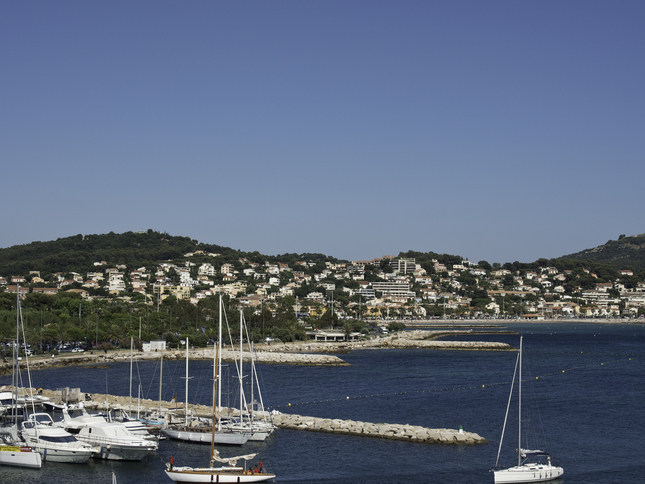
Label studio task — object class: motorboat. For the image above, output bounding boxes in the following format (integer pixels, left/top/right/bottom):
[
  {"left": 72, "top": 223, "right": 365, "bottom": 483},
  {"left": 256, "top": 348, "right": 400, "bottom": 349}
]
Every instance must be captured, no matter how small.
[
  {"left": 75, "top": 421, "right": 158, "bottom": 461},
  {"left": 20, "top": 413, "right": 96, "bottom": 463},
  {"left": 48, "top": 402, "right": 158, "bottom": 461}
]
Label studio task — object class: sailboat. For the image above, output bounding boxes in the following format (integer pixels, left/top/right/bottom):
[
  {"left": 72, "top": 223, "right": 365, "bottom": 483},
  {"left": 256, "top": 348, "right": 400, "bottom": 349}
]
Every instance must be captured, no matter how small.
[
  {"left": 492, "top": 336, "right": 563, "bottom": 483},
  {"left": 161, "top": 331, "right": 250, "bottom": 445},
  {"left": 218, "top": 311, "right": 275, "bottom": 441},
  {"left": 0, "top": 287, "right": 42, "bottom": 469},
  {"left": 165, "top": 296, "right": 274, "bottom": 483}
]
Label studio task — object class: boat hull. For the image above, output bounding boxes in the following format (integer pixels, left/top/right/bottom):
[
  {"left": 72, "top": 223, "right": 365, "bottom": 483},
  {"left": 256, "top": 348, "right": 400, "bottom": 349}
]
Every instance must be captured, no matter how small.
[
  {"left": 162, "top": 427, "right": 250, "bottom": 445},
  {"left": 494, "top": 464, "right": 564, "bottom": 483},
  {"left": 166, "top": 466, "right": 275, "bottom": 483},
  {"left": 92, "top": 443, "right": 157, "bottom": 461},
  {"left": 38, "top": 446, "right": 94, "bottom": 464},
  {"left": 0, "top": 446, "right": 42, "bottom": 468}
]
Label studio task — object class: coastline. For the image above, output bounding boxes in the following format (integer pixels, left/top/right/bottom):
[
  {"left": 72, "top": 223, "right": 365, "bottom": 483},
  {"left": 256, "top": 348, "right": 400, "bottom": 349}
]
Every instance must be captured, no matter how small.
[{"left": 2, "top": 318, "right": 640, "bottom": 376}]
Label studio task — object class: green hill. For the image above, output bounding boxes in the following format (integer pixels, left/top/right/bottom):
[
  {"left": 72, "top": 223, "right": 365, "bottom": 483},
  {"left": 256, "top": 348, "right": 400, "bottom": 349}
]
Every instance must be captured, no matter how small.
[
  {"left": 0, "top": 231, "right": 232, "bottom": 276},
  {"left": 0, "top": 230, "right": 341, "bottom": 277},
  {"left": 559, "top": 233, "right": 645, "bottom": 271}
]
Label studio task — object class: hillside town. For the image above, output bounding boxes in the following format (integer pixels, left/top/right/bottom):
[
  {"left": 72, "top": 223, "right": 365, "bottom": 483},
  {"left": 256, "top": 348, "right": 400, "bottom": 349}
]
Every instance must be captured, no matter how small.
[{"left": 2, "top": 253, "right": 645, "bottom": 320}]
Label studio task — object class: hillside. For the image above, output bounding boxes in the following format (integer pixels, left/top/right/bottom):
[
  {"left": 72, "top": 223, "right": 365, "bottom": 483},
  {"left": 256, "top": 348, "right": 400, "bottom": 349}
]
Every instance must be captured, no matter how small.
[
  {"left": 560, "top": 233, "right": 645, "bottom": 271},
  {"left": 0, "top": 231, "right": 232, "bottom": 275},
  {"left": 0, "top": 230, "right": 341, "bottom": 276},
  {"left": 3, "top": 230, "right": 645, "bottom": 278}
]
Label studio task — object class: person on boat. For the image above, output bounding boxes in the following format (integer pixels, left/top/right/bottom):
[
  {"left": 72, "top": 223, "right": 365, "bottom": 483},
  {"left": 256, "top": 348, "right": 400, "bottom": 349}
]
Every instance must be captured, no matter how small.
[
  {"left": 169, "top": 456, "right": 174, "bottom": 470},
  {"left": 259, "top": 460, "right": 263, "bottom": 473}
]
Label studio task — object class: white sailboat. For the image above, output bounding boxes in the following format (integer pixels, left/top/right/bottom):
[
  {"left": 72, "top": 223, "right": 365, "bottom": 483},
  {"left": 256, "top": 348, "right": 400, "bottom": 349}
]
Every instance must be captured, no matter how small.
[
  {"left": 218, "top": 311, "right": 275, "bottom": 441},
  {"left": 165, "top": 296, "right": 274, "bottom": 483},
  {"left": 161, "top": 303, "right": 251, "bottom": 445},
  {"left": 492, "top": 336, "right": 564, "bottom": 483},
  {"left": 0, "top": 287, "right": 42, "bottom": 469}
]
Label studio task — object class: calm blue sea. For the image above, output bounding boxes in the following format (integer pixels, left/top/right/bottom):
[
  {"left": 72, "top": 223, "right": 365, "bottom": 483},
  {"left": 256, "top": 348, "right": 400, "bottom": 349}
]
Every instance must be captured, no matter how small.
[{"left": 1, "top": 322, "right": 643, "bottom": 484}]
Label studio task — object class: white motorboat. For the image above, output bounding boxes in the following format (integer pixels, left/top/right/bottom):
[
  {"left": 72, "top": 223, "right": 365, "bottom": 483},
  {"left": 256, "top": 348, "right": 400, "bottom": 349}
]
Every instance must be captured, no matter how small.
[
  {"left": 49, "top": 403, "right": 158, "bottom": 460},
  {"left": 105, "top": 408, "right": 156, "bottom": 440},
  {"left": 76, "top": 421, "right": 158, "bottom": 461},
  {"left": 492, "top": 336, "right": 564, "bottom": 483},
  {"left": 20, "top": 413, "right": 96, "bottom": 463}
]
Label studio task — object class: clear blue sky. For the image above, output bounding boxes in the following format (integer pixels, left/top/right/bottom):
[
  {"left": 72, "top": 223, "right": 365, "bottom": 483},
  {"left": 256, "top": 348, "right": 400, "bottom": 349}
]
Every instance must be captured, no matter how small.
[{"left": 2, "top": 1, "right": 644, "bottom": 264}]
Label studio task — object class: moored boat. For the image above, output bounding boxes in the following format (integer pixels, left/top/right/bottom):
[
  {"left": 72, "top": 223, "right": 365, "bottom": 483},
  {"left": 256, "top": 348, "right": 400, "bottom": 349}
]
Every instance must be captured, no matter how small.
[
  {"left": 0, "top": 288, "right": 42, "bottom": 469},
  {"left": 21, "top": 412, "right": 96, "bottom": 463},
  {"left": 165, "top": 296, "right": 274, "bottom": 483},
  {"left": 492, "top": 336, "right": 564, "bottom": 483},
  {"left": 0, "top": 442, "right": 42, "bottom": 469},
  {"left": 76, "top": 421, "right": 158, "bottom": 461}
]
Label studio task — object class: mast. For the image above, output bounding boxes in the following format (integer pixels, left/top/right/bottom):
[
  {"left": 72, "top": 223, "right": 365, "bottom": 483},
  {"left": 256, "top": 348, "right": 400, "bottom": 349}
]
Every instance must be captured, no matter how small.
[
  {"left": 182, "top": 337, "right": 192, "bottom": 425},
  {"left": 13, "top": 286, "right": 19, "bottom": 431},
  {"left": 129, "top": 336, "right": 133, "bottom": 414},
  {"left": 518, "top": 335, "right": 523, "bottom": 466},
  {"left": 210, "top": 338, "right": 220, "bottom": 467},
  {"left": 239, "top": 309, "right": 244, "bottom": 423},
  {"left": 159, "top": 343, "right": 163, "bottom": 414},
  {"left": 185, "top": 337, "right": 189, "bottom": 424},
  {"left": 495, "top": 346, "right": 520, "bottom": 469},
  {"left": 216, "top": 295, "right": 223, "bottom": 431}
]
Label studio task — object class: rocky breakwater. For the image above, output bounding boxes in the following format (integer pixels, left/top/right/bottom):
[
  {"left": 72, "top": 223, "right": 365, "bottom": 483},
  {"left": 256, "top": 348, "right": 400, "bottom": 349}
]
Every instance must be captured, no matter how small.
[
  {"left": 0, "top": 354, "right": 105, "bottom": 376},
  {"left": 0, "top": 347, "right": 349, "bottom": 376},
  {"left": 381, "top": 330, "right": 515, "bottom": 351},
  {"left": 190, "top": 348, "right": 349, "bottom": 366},
  {"left": 272, "top": 413, "right": 486, "bottom": 444}
]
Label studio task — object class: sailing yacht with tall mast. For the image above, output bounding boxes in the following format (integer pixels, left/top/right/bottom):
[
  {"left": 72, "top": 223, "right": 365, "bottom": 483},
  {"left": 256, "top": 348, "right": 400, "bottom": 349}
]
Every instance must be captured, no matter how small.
[
  {"left": 492, "top": 336, "right": 564, "bottom": 483},
  {"left": 165, "top": 297, "right": 274, "bottom": 483},
  {"left": 161, "top": 298, "right": 250, "bottom": 445},
  {"left": 0, "top": 287, "right": 42, "bottom": 469},
  {"left": 218, "top": 311, "right": 275, "bottom": 441}
]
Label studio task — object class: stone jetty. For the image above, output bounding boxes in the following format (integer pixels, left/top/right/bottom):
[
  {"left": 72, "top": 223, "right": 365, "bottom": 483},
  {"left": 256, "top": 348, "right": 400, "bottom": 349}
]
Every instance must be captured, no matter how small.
[
  {"left": 271, "top": 413, "right": 487, "bottom": 444},
  {"left": 0, "top": 348, "right": 348, "bottom": 376},
  {"left": 379, "top": 330, "right": 515, "bottom": 351},
  {"left": 15, "top": 387, "right": 486, "bottom": 445}
]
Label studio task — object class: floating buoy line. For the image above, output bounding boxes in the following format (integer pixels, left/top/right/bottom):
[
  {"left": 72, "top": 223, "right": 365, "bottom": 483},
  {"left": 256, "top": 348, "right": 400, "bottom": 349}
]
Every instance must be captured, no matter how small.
[{"left": 273, "top": 353, "right": 642, "bottom": 409}]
